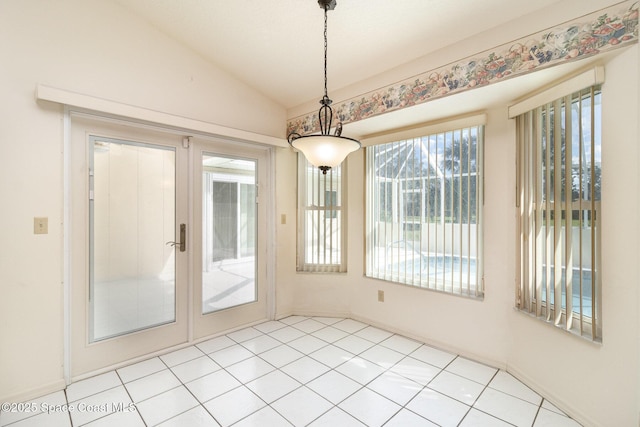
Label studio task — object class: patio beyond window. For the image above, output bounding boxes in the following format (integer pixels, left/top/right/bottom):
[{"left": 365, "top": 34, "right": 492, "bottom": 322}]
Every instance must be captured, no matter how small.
[
  {"left": 366, "top": 126, "right": 484, "bottom": 297},
  {"left": 515, "top": 86, "right": 602, "bottom": 341}
]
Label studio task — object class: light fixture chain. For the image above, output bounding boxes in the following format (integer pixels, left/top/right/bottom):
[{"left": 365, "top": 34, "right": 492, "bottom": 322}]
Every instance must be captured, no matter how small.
[
  {"left": 323, "top": 4, "right": 328, "bottom": 100},
  {"left": 287, "top": 0, "right": 360, "bottom": 175}
]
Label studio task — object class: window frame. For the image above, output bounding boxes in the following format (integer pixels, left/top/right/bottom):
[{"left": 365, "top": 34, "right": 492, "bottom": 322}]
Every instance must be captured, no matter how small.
[
  {"left": 515, "top": 84, "right": 602, "bottom": 342},
  {"left": 365, "top": 122, "right": 484, "bottom": 298}
]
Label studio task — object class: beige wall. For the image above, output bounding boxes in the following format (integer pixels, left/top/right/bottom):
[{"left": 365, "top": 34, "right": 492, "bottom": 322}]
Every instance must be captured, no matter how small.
[
  {"left": 278, "top": 46, "right": 639, "bottom": 426},
  {"left": 276, "top": 26, "right": 640, "bottom": 427},
  {"left": 278, "top": 104, "right": 513, "bottom": 367},
  {"left": 506, "top": 46, "right": 640, "bottom": 427},
  {"left": 0, "top": 0, "right": 284, "bottom": 402},
  {"left": 2, "top": 0, "right": 639, "bottom": 425}
]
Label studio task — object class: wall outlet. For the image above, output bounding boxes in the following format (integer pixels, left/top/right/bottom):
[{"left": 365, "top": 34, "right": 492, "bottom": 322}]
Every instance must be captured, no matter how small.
[{"left": 378, "top": 290, "right": 384, "bottom": 302}]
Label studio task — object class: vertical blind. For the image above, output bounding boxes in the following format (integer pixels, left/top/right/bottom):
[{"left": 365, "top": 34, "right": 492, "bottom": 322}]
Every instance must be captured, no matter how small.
[
  {"left": 366, "top": 126, "right": 484, "bottom": 297},
  {"left": 516, "top": 86, "right": 602, "bottom": 341},
  {"left": 297, "top": 155, "right": 347, "bottom": 272}
]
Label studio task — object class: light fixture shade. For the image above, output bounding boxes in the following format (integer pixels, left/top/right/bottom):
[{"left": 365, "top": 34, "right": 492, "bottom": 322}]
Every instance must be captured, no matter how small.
[
  {"left": 287, "top": 0, "right": 360, "bottom": 174},
  {"left": 291, "top": 134, "right": 360, "bottom": 169}
]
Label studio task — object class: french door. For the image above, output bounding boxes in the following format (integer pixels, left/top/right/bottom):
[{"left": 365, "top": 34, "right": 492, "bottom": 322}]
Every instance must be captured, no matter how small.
[
  {"left": 70, "top": 115, "right": 270, "bottom": 378},
  {"left": 191, "top": 138, "right": 269, "bottom": 338}
]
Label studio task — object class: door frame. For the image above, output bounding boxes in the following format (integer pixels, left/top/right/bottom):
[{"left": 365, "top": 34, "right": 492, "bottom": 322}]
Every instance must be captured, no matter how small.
[{"left": 63, "top": 110, "right": 276, "bottom": 383}]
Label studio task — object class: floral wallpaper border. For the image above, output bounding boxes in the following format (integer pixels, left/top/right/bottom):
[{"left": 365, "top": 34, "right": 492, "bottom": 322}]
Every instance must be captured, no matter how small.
[{"left": 287, "top": 1, "right": 639, "bottom": 136}]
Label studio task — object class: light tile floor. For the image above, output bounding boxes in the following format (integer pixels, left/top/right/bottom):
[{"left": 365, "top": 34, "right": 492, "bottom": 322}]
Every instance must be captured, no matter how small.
[{"left": 0, "top": 316, "right": 582, "bottom": 427}]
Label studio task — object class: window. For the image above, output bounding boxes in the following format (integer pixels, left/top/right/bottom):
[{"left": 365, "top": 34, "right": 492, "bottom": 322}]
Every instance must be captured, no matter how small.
[
  {"left": 516, "top": 86, "right": 602, "bottom": 341},
  {"left": 297, "top": 154, "right": 347, "bottom": 272},
  {"left": 366, "top": 125, "right": 484, "bottom": 297}
]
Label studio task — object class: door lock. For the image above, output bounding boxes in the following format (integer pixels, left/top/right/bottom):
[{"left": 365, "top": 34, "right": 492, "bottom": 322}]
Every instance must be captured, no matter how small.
[{"left": 166, "top": 223, "right": 186, "bottom": 252}]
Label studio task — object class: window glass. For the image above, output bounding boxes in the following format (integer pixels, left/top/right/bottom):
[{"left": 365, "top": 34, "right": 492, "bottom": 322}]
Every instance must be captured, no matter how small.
[
  {"left": 366, "top": 126, "right": 484, "bottom": 297},
  {"left": 297, "top": 155, "right": 347, "bottom": 272},
  {"left": 516, "top": 86, "right": 601, "bottom": 341}
]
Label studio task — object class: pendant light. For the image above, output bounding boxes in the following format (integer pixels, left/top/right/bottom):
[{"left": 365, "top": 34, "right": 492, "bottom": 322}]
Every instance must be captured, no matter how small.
[{"left": 288, "top": 0, "right": 361, "bottom": 174}]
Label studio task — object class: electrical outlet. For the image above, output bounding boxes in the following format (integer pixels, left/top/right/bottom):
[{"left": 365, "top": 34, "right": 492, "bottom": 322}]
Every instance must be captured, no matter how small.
[
  {"left": 34, "top": 217, "right": 48, "bottom": 235},
  {"left": 378, "top": 290, "right": 384, "bottom": 302}
]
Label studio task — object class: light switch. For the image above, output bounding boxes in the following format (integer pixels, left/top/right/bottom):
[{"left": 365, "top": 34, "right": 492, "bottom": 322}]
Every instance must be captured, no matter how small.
[
  {"left": 34, "top": 217, "right": 48, "bottom": 235},
  {"left": 281, "top": 214, "right": 287, "bottom": 225}
]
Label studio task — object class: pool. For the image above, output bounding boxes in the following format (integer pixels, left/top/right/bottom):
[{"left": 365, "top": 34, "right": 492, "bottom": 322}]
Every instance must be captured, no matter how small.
[
  {"left": 384, "top": 247, "right": 478, "bottom": 286},
  {"left": 540, "top": 267, "right": 594, "bottom": 315}
]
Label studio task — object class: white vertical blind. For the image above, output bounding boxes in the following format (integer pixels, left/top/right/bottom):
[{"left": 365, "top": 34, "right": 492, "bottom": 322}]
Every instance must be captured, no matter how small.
[
  {"left": 297, "top": 155, "right": 347, "bottom": 272},
  {"left": 516, "top": 86, "right": 602, "bottom": 341},
  {"left": 366, "top": 125, "right": 484, "bottom": 297}
]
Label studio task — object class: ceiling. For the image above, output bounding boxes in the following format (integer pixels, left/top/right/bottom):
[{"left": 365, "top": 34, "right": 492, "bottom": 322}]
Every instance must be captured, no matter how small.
[{"left": 112, "top": 0, "right": 568, "bottom": 112}]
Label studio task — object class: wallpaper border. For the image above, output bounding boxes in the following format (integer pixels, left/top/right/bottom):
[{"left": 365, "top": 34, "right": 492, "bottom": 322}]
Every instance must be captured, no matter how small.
[{"left": 287, "top": 1, "right": 638, "bottom": 136}]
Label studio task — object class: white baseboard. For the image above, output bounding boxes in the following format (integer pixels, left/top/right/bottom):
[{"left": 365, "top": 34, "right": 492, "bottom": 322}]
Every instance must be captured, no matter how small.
[
  {"left": 351, "top": 312, "right": 507, "bottom": 371},
  {"left": 506, "top": 364, "right": 593, "bottom": 427},
  {"left": 277, "top": 310, "right": 351, "bottom": 320},
  {"left": 1, "top": 379, "right": 67, "bottom": 404}
]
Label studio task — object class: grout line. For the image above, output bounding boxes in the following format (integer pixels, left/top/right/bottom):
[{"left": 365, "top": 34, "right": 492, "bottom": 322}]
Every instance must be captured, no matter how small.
[
  {"left": 113, "top": 370, "right": 143, "bottom": 427},
  {"left": 22, "top": 316, "right": 584, "bottom": 427},
  {"left": 455, "top": 406, "right": 474, "bottom": 427}
]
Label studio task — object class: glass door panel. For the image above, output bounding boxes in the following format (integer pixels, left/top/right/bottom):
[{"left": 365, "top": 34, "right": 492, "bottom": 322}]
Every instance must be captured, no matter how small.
[
  {"left": 71, "top": 115, "right": 188, "bottom": 378},
  {"left": 202, "top": 155, "right": 257, "bottom": 313},
  {"left": 71, "top": 117, "right": 270, "bottom": 378},
  {"left": 89, "top": 137, "right": 177, "bottom": 341}
]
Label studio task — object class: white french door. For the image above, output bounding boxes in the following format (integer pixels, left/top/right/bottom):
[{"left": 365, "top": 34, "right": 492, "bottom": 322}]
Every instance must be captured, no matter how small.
[
  {"left": 191, "top": 138, "right": 270, "bottom": 339},
  {"left": 69, "top": 115, "right": 271, "bottom": 378}
]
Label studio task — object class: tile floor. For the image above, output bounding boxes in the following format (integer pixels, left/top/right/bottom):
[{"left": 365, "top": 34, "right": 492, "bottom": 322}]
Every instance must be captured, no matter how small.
[{"left": 0, "top": 316, "right": 582, "bottom": 427}]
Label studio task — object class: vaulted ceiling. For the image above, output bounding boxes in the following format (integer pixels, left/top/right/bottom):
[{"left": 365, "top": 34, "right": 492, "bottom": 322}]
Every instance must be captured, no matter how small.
[
  {"left": 112, "top": 0, "right": 567, "bottom": 110},
  {"left": 110, "top": 0, "right": 623, "bottom": 137}
]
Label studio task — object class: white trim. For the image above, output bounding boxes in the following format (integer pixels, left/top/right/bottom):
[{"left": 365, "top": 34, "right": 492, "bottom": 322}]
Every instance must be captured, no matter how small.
[
  {"left": 361, "top": 113, "right": 487, "bottom": 147},
  {"left": 507, "top": 364, "right": 590, "bottom": 427},
  {"left": 508, "top": 66, "right": 605, "bottom": 118},
  {"left": 267, "top": 147, "right": 277, "bottom": 320},
  {"left": 60, "top": 97, "right": 280, "bottom": 376},
  {"left": 63, "top": 106, "right": 72, "bottom": 385},
  {"left": 0, "top": 380, "right": 67, "bottom": 404},
  {"left": 187, "top": 140, "right": 195, "bottom": 343},
  {"left": 351, "top": 312, "right": 505, "bottom": 371},
  {"left": 36, "top": 84, "right": 288, "bottom": 148},
  {"left": 69, "top": 317, "right": 269, "bottom": 384}
]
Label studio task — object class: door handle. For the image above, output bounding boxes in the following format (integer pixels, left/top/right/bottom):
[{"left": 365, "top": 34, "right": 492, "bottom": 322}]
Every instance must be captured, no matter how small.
[{"left": 166, "top": 223, "right": 186, "bottom": 252}]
